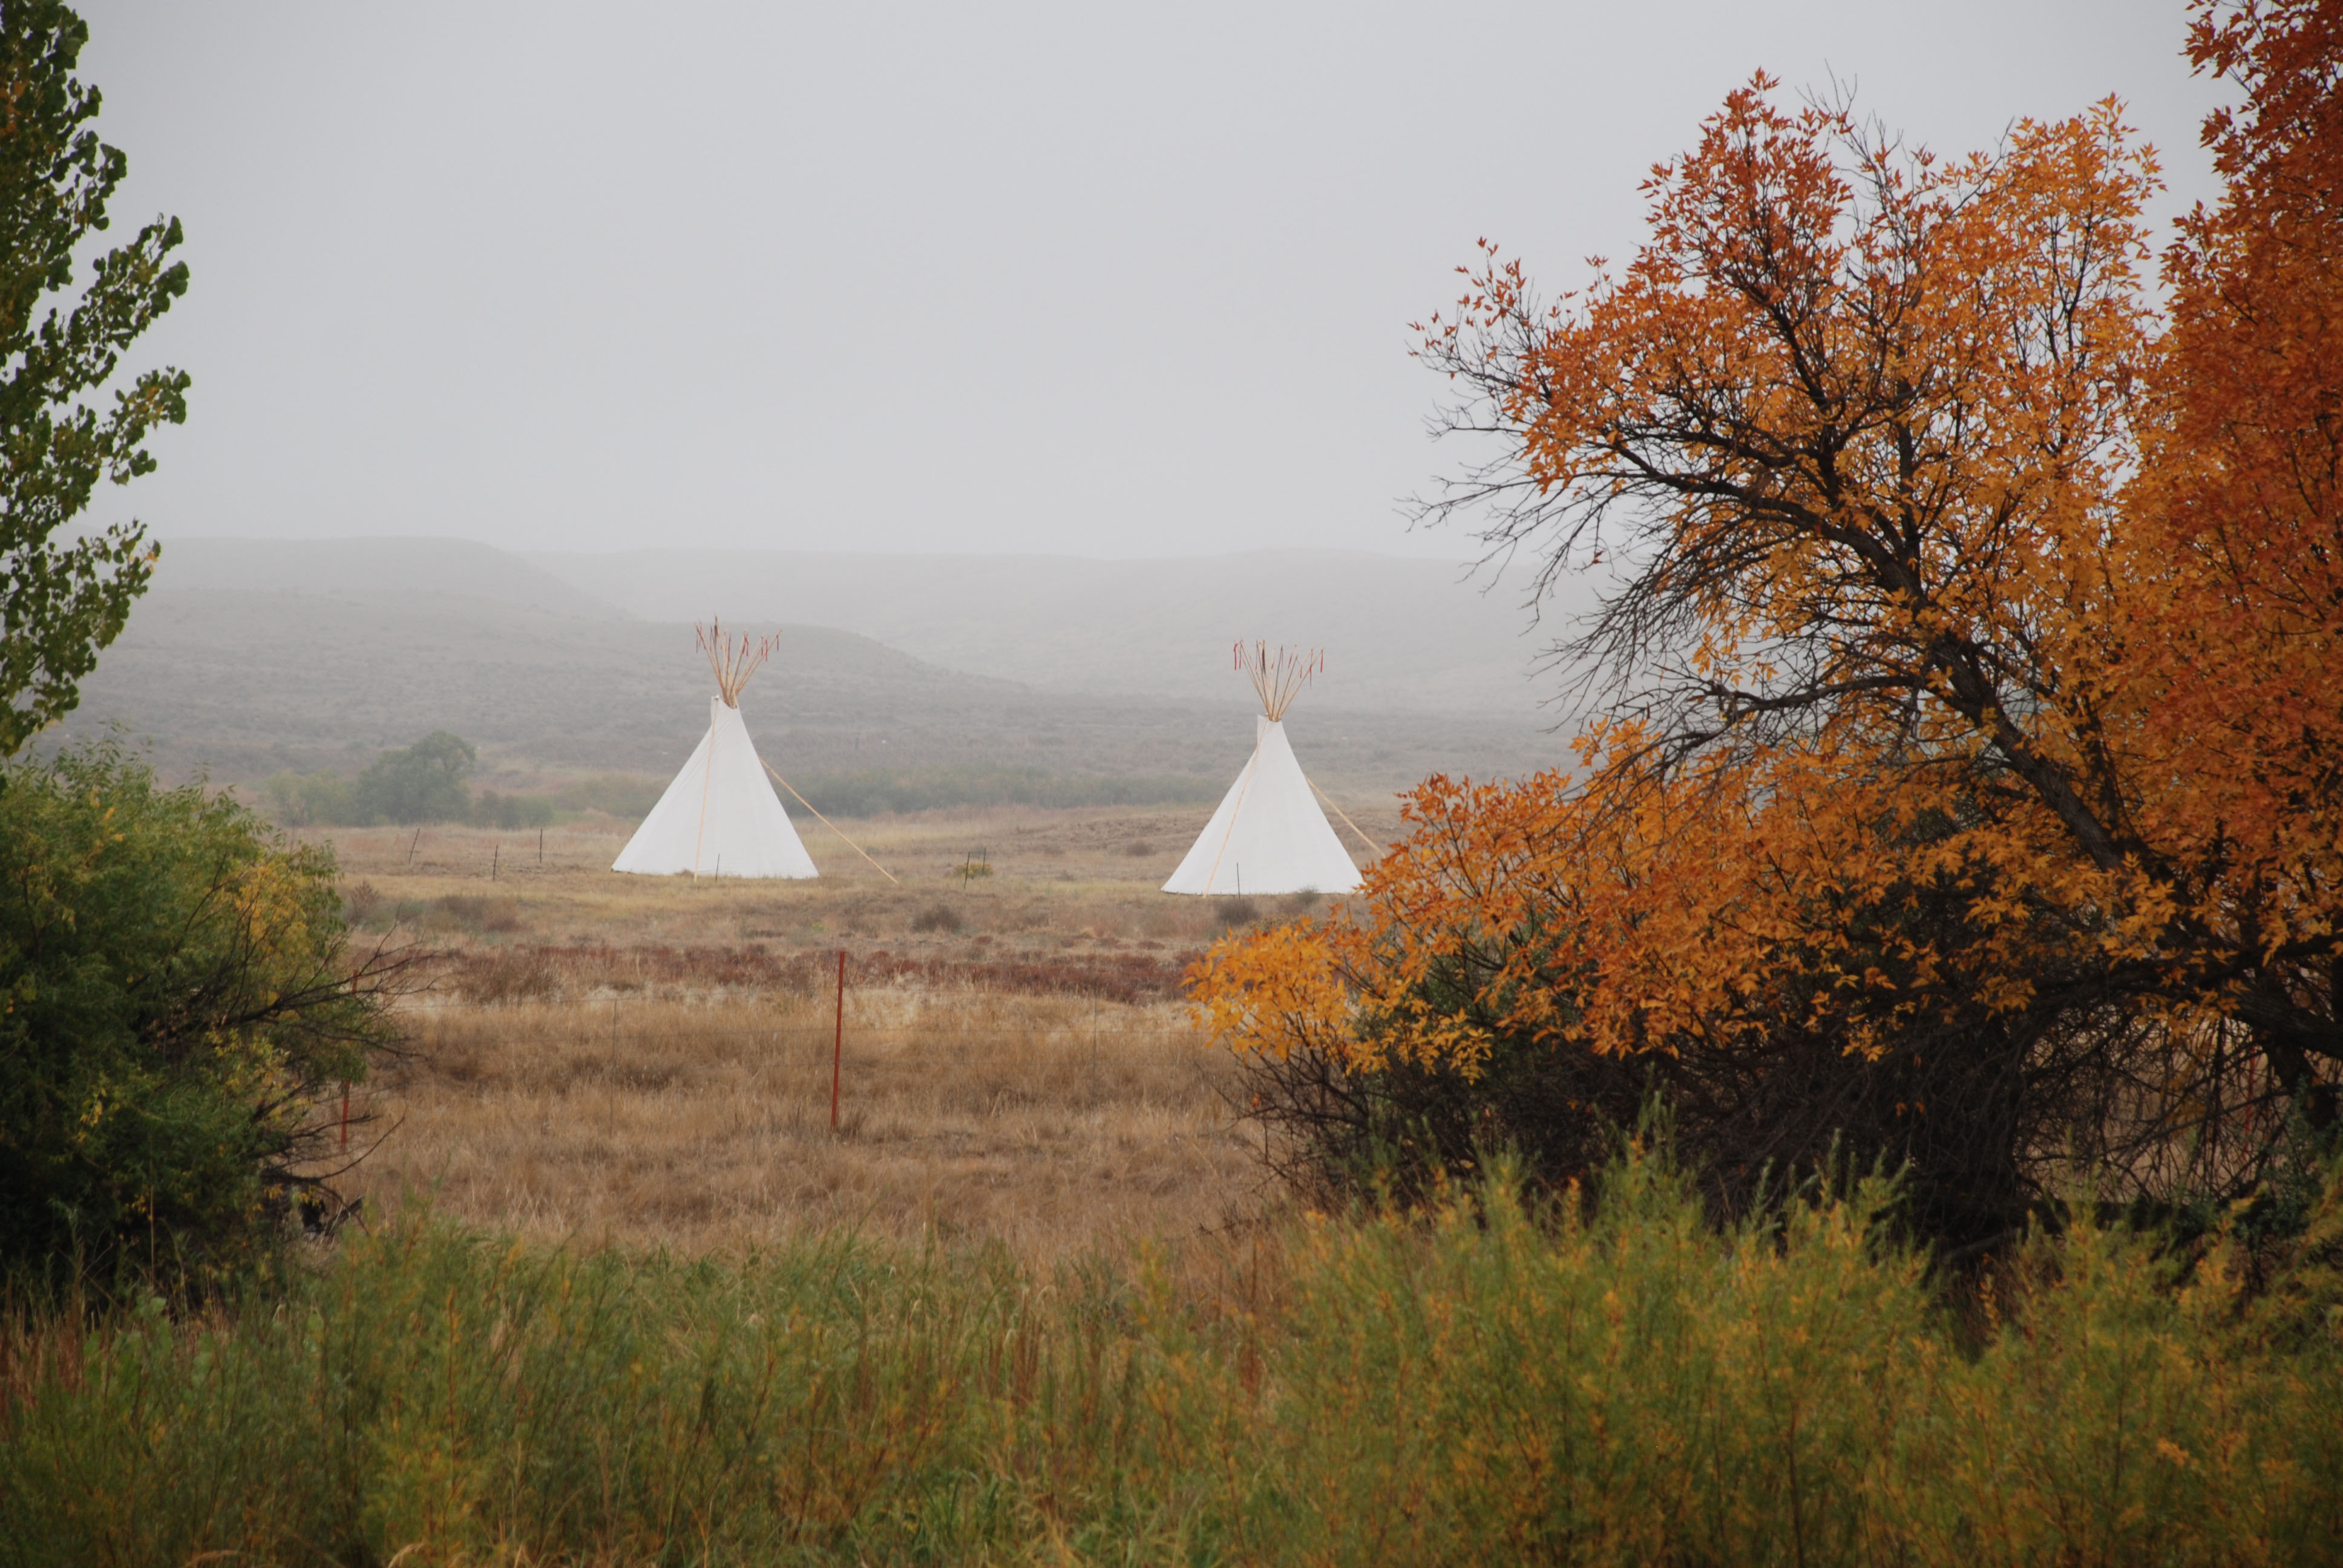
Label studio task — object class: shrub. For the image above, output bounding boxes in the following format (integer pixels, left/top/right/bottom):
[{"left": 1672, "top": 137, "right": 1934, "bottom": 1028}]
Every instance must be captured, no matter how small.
[
  {"left": 0, "top": 745, "right": 399, "bottom": 1286},
  {"left": 1198, "top": 781, "right": 2291, "bottom": 1256},
  {"left": 341, "top": 880, "right": 382, "bottom": 927},
  {"left": 351, "top": 731, "right": 474, "bottom": 825},
  {"left": 1, "top": 1138, "right": 2337, "bottom": 1564},
  {"left": 471, "top": 789, "right": 554, "bottom": 829},
  {"left": 909, "top": 903, "right": 964, "bottom": 934}
]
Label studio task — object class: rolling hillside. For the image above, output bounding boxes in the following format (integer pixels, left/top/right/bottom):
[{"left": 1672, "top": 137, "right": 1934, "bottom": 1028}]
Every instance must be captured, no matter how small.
[
  {"left": 64, "top": 539, "right": 1571, "bottom": 795},
  {"left": 526, "top": 545, "right": 1590, "bottom": 717}
]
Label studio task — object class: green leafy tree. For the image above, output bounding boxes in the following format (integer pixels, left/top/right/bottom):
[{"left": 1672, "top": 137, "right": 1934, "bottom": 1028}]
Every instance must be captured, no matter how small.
[
  {"left": 352, "top": 731, "right": 475, "bottom": 825},
  {"left": 0, "top": 745, "right": 398, "bottom": 1282},
  {"left": 0, "top": 2, "right": 189, "bottom": 757}
]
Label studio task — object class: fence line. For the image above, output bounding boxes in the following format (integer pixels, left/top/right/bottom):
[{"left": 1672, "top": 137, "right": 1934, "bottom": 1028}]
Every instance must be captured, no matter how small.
[
  {"left": 389, "top": 1025, "right": 1207, "bottom": 1047},
  {"left": 395, "top": 998, "right": 1197, "bottom": 1022}
]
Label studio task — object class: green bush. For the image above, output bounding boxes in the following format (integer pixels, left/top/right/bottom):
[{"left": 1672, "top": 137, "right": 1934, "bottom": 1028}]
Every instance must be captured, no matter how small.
[
  {"left": 2, "top": 1140, "right": 2337, "bottom": 1565},
  {"left": 350, "top": 730, "right": 473, "bottom": 825},
  {"left": 471, "top": 789, "right": 554, "bottom": 829},
  {"left": 0, "top": 745, "right": 396, "bottom": 1285}
]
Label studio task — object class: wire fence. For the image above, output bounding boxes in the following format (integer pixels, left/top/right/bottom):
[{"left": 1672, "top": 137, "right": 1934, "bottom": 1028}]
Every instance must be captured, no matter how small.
[{"left": 388, "top": 988, "right": 1212, "bottom": 1056}]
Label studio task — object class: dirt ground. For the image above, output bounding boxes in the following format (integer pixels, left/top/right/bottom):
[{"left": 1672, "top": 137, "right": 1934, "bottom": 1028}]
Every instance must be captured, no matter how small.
[{"left": 314, "top": 801, "right": 1389, "bottom": 1259}]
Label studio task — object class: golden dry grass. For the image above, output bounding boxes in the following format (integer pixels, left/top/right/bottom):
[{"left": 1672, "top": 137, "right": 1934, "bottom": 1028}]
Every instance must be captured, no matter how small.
[
  {"left": 311, "top": 803, "right": 1353, "bottom": 1258},
  {"left": 349, "top": 985, "right": 1255, "bottom": 1258}
]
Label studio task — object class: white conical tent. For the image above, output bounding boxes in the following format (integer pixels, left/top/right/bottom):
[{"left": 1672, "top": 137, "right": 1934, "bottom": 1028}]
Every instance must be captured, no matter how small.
[
  {"left": 1163, "top": 642, "right": 1364, "bottom": 897},
  {"left": 1163, "top": 714, "right": 1362, "bottom": 895},
  {"left": 613, "top": 625, "right": 818, "bottom": 879}
]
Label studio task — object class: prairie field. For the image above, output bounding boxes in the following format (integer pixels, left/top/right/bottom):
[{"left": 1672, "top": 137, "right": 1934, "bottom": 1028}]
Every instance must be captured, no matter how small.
[
  {"left": 8, "top": 806, "right": 2342, "bottom": 1567},
  {"left": 311, "top": 802, "right": 1392, "bottom": 1256}
]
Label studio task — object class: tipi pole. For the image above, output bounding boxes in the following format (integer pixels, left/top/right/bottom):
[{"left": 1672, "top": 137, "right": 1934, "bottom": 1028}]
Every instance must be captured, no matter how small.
[
  {"left": 692, "top": 713, "right": 719, "bottom": 878},
  {"left": 831, "top": 948, "right": 845, "bottom": 1132},
  {"left": 1201, "top": 742, "right": 1261, "bottom": 897},
  {"left": 763, "top": 760, "right": 900, "bottom": 884},
  {"left": 1308, "top": 777, "right": 1383, "bottom": 857}
]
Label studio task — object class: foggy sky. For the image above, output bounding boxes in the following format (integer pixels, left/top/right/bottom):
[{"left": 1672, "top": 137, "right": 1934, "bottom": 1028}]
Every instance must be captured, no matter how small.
[{"left": 80, "top": 1, "right": 2229, "bottom": 559}]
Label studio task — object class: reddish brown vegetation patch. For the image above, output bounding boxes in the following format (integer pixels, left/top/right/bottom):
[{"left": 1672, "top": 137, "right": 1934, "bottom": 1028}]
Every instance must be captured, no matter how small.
[{"left": 426, "top": 943, "right": 1204, "bottom": 1008}]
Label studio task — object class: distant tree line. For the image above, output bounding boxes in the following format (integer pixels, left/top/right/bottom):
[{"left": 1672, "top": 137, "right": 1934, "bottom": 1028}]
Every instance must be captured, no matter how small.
[
  {"left": 260, "top": 753, "right": 1224, "bottom": 829},
  {"left": 261, "top": 732, "right": 557, "bottom": 829},
  {"left": 785, "top": 765, "right": 1219, "bottom": 819}
]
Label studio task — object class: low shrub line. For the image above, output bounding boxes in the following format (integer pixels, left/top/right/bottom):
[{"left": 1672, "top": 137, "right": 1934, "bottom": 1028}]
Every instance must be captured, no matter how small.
[
  {"left": 428, "top": 942, "right": 1211, "bottom": 1007},
  {"left": 3, "top": 1144, "right": 2337, "bottom": 1566}
]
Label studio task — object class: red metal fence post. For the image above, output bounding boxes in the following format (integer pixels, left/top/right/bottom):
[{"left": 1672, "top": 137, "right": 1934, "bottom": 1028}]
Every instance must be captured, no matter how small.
[{"left": 831, "top": 947, "right": 845, "bottom": 1131}]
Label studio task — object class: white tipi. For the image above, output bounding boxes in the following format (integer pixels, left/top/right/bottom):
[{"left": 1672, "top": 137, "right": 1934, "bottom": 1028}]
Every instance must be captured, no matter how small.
[
  {"left": 613, "top": 622, "right": 819, "bottom": 879},
  {"left": 1163, "top": 642, "right": 1366, "bottom": 897}
]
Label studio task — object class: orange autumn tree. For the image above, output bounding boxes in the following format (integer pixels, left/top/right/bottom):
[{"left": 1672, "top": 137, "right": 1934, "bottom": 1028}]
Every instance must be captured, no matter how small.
[
  {"left": 1193, "top": 15, "right": 2341, "bottom": 1241},
  {"left": 2121, "top": 0, "right": 2343, "bottom": 1128}
]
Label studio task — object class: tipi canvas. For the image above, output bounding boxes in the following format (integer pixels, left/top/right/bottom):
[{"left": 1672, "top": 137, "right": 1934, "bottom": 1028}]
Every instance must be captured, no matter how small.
[
  {"left": 614, "top": 624, "right": 818, "bottom": 879},
  {"left": 1163, "top": 644, "right": 1363, "bottom": 897}
]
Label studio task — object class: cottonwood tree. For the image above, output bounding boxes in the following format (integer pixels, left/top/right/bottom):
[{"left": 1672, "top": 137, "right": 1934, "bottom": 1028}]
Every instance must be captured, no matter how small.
[
  {"left": 0, "top": 1, "right": 188, "bottom": 756},
  {"left": 2122, "top": 0, "right": 2343, "bottom": 1128},
  {"left": 1194, "top": 2, "right": 2341, "bottom": 1242}
]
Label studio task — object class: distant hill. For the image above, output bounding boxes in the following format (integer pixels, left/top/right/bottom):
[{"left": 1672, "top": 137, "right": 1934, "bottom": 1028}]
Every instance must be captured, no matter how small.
[
  {"left": 65, "top": 544, "right": 1572, "bottom": 794},
  {"left": 151, "top": 536, "right": 628, "bottom": 622},
  {"left": 522, "top": 546, "right": 1590, "bottom": 717}
]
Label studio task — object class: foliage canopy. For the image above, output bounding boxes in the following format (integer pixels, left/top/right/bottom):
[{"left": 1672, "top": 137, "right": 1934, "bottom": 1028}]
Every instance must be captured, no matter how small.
[
  {"left": 0, "top": 1, "right": 188, "bottom": 756},
  {"left": 0, "top": 745, "right": 396, "bottom": 1282},
  {"left": 1194, "top": 0, "right": 2343, "bottom": 1246},
  {"left": 350, "top": 730, "right": 475, "bottom": 825}
]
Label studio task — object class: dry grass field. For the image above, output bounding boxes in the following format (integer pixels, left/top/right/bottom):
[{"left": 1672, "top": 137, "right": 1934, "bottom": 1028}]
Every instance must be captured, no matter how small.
[{"left": 311, "top": 799, "right": 1395, "bottom": 1258}]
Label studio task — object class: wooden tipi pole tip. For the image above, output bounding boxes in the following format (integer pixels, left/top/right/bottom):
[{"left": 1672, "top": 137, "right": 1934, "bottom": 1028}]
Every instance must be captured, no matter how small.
[{"left": 1230, "top": 638, "right": 1325, "bottom": 720}]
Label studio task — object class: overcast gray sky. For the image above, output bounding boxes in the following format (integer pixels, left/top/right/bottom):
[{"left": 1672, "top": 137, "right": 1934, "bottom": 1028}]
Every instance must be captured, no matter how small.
[{"left": 81, "top": 1, "right": 2229, "bottom": 559}]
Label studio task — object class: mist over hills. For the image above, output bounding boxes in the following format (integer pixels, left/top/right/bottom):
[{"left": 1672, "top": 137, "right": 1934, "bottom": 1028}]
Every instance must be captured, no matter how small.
[
  {"left": 140, "top": 537, "right": 628, "bottom": 622},
  {"left": 524, "top": 546, "right": 1586, "bottom": 717},
  {"left": 63, "top": 537, "right": 1571, "bottom": 793}
]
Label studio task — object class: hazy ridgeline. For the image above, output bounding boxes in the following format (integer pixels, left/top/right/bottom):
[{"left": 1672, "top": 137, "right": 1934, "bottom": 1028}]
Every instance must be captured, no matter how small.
[
  {"left": 60, "top": 538, "right": 1568, "bottom": 796},
  {"left": 4, "top": 1145, "right": 2338, "bottom": 1566}
]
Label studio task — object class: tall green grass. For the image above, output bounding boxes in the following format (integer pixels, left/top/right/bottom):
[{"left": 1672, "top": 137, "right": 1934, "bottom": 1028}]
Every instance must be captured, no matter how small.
[{"left": 3, "top": 1146, "right": 2337, "bottom": 1566}]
